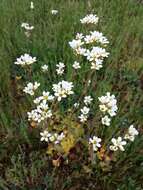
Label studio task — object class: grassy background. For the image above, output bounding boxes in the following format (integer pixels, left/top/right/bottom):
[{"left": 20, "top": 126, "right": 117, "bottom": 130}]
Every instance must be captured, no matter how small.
[{"left": 0, "top": 0, "right": 143, "bottom": 189}]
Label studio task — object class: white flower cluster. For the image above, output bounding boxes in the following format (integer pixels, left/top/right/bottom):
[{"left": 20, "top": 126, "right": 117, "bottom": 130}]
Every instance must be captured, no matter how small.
[
  {"left": 80, "top": 14, "right": 99, "bottom": 25},
  {"left": 56, "top": 62, "right": 65, "bottom": 75},
  {"left": 89, "top": 136, "right": 102, "bottom": 151},
  {"left": 99, "top": 92, "right": 117, "bottom": 126},
  {"left": 23, "top": 82, "right": 40, "bottom": 96},
  {"left": 52, "top": 80, "right": 74, "bottom": 101},
  {"left": 85, "top": 47, "right": 109, "bottom": 70},
  {"left": 110, "top": 125, "right": 139, "bottom": 152},
  {"left": 40, "top": 130, "right": 65, "bottom": 144},
  {"left": 28, "top": 100, "right": 52, "bottom": 123},
  {"left": 110, "top": 137, "right": 126, "bottom": 151},
  {"left": 69, "top": 15, "right": 109, "bottom": 71},
  {"left": 84, "top": 31, "right": 109, "bottom": 45},
  {"left": 14, "top": 54, "right": 36, "bottom": 66},
  {"left": 99, "top": 92, "right": 118, "bottom": 117},
  {"left": 21, "top": 23, "right": 34, "bottom": 31},
  {"left": 124, "top": 125, "right": 139, "bottom": 142},
  {"left": 41, "top": 64, "right": 48, "bottom": 72}
]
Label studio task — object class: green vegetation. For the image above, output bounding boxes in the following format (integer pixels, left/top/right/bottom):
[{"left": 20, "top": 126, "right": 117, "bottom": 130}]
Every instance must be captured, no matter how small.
[{"left": 0, "top": 0, "right": 143, "bottom": 189}]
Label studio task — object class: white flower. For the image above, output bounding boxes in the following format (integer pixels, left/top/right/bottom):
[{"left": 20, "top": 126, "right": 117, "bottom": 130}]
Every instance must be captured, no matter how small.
[
  {"left": 81, "top": 106, "right": 90, "bottom": 115},
  {"left": 110, "top": 137, "right": 126, "bottom": 151},
  {"left": 89, "top": 136, "right": 101, "bottom": 151},
  {"left": 30, "top": 1, "right": 34, "bottom": 9},
  {"left": 79, "top": 106, "right": 90, "bottom": 122},
  {"left": 33, "top": 91, "right": 54, "bottom": 105},
  {"left": 23, "top": 82, "right": 40, "bottom": 95},
  {"left": 41, "top": 65, "right": 48, "bottom": 72},
  {"left": 124, "top": 125, "right": 139, "bottom": 142},
  {"left": 101, "top": 115, "right": 111, "bottom": 126},
  {"left": 40, "top": 130, "right": 65, "bottom": 144},
  {"left": 88, "top": 80, "right": 91, "bottom": 86},
  {"left": 51, "top": 10, "right": 58, "bottom": 15},
  {"left": 84, "top": 96, "right": 93, "bottom": 105},
  {"left": 69, "top": 39, "right": 84, "bottom": 50},
  {"left": 21, "top": 23, "right": 34, "bottom": 31},
  {"left": 85, "top": 47, "right": 109, "bottom": 62},
  {"left": 42, "top": 91, "right": 54, "bottom": 101},
  {"left": 98, "top": 92, "right": 118, "bottom": 117},
  {"left": 84, "top": 31, "right": 109, "bottom": 45},
  {"left": 72, "top": 61, "right": 81, "bottom": 69},
  {"left": 33, "top": 96, "right": 43, "bottom": 104},
  {"left": 55, "top": 132, "right": 65, "bottom": 144},
  {"left": 90, "top": 59, "right": 103, "bottom": 70},
  {"left": 52, "top": 80, "right": 74, "bottom": 101},
  {"left": 40, "top": 130, "right": 51, "bottom": 142},
  {"left": 80, "top": 14, "right": 99, "bottom": 25},
  {"left": 74, "top": 102, "right": 79, "bottom": 108},
  {"left": 76, "top": 47, "right": 87, "bottom": 55},
  {"left": 14, "top": 54, "right": 36, "bottom": 66},
  {"left": 78, "top": 114, "right": 88, "bottom": 122},
  {"left": 56, "top": 62, "right": 65, "bottom": 75},
  {"left": 76, "top": 33, "right": 84, "bottom": 40}
]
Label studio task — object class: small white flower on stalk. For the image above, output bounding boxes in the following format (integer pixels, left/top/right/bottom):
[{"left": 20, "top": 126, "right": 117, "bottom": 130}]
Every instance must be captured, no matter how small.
[
  {"left": 30, "top": 1, "right": 34, "bottom": 9},
  {"left": 21, "top": 23, "right": 34, "bottom": 37},
  {"left": 72, "top": 61, "right": 81, "bottom": 69},
  {"left": 110, "top": 137, "right": 126, "bottom": 152},
  {"left": 89, "top": 136, "right": 102, "bottom": 151},
  {"left": 124, "top": 125, "right": 139, "bottom": 142},
  {"left": 52, "top": 80, "right": 74, "bottom": 101},
  {"left": 88, "top": 80, "right": 91, "bottom": 86},
  {"left": 51, "top": 10, "right": 58, "bottom": 15},
  {"left": 41, "top": 65, "right": 48, "bottom": 72},
  {"left": 56, "top": 62, "right": 65, "bottom": 75},
  {"left": 74, "top": 102, "right": 79, "bottom": 108},
  {"left": 55, "top": 132, "right": 65, "bottom": 144},
  {"left": 21, "top": 23, "right": 34, "bottom": 31},
  {"left": 84, "top": 96, "right": 93, "bottom": 105},
  {"left": 40, "top": 131, "right": 51, "bottom": 142},
  {"left": 80, "top": 14, "right": 99, "bottom": 25},
  {"left": 78, "top": 114, "right": 88, "bottom": 123},
  {"left": 101, "top": 115, "right": 111, "bottom": 126},
  {"left": 14, "top": 54, "right": 36, "bottom": 66},
  {"left": 23, "top": 82, "right": 40, "bottom": 96}
]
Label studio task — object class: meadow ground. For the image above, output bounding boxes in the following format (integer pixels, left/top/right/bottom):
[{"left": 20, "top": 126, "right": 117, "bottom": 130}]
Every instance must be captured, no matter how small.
[{"left": 0, "top": 0, "right": 143, "bottom": 189}]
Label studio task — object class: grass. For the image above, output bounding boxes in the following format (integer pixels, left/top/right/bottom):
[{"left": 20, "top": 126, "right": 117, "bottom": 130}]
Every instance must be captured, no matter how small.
[{"left": 0, "top": 0, "right": 143, "bottom": 189}]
